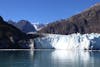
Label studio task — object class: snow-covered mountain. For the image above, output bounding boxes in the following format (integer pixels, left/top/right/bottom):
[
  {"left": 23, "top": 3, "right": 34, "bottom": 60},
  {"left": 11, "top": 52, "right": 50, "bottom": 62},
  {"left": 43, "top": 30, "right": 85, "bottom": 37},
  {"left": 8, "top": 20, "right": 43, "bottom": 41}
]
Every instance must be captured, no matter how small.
[
  {"left": 33, "top": 23, "right": 46, "bottom": 31},
  {"left": 7, "top": 20, "right": 46, "bottom": 33},
  {"left": 34, "top": 33, "right": 100, "bottom": 50}
]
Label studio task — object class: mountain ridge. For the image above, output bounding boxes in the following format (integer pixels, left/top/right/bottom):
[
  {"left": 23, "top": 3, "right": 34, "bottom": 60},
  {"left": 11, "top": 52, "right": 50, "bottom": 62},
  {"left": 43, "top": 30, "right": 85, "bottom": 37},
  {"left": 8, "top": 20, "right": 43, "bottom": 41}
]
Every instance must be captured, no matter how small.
[
  {"left": 7, "top": 20, "right": 46, "bottom": 33},
  {"left": 38, "top": 3, "right": 100, "bottom": 35}
]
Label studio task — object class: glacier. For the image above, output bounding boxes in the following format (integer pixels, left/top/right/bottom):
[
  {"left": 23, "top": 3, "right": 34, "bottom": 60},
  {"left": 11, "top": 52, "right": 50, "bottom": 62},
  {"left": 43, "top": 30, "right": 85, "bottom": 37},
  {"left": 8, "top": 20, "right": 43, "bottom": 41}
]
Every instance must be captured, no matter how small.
[{"left": 34, "top": 33, "right": 100, "bottom": 50}]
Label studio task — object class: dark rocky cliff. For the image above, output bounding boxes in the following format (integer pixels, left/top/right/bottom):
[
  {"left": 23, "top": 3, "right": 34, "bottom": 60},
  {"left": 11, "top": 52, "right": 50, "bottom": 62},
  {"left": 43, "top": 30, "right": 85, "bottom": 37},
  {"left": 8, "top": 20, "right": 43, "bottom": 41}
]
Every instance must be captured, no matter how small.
[
  {"left": 39, "top": 3, "right": 100, "bottom": 35},
  {"left": 0, "top": 16, "right": 29, "bottom": 49}
]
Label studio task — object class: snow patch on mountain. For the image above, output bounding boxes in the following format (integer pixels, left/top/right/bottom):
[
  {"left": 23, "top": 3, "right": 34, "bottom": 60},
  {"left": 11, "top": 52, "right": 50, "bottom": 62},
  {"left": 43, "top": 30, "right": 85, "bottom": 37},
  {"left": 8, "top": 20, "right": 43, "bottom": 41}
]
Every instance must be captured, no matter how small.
[{"left": 32, "top": 23, "right": 46, "bottom": 31}]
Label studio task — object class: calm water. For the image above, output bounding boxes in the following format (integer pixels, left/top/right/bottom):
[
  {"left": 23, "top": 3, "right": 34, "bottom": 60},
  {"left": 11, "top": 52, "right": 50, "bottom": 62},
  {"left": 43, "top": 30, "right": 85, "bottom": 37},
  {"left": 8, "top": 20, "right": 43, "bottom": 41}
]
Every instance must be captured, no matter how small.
[{"left": 0, "top": 50, "right": 100, "bottom": 67}]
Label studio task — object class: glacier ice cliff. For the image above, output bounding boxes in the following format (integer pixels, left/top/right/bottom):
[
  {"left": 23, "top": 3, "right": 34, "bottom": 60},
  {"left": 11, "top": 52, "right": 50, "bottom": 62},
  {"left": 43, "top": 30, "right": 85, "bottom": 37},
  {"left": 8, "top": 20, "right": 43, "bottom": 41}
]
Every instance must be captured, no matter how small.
[{"left": 34, "top": 33, "right": 100, "bottom": 50}]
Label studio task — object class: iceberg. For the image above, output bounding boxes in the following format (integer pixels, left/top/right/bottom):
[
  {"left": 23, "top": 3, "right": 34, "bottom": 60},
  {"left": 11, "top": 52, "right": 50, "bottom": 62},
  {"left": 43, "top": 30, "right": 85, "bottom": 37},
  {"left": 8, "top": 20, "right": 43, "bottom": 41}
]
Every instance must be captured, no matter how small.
[{"left": 34, "top": 33, "right": 100, "bottom": 50}]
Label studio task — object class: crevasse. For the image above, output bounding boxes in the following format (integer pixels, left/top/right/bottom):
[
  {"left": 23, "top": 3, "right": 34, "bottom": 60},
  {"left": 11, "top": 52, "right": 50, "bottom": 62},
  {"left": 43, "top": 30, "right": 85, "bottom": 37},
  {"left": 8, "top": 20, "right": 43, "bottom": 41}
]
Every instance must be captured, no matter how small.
[{"left": 34, "top": 33, "right": 100, "bottom": 50}]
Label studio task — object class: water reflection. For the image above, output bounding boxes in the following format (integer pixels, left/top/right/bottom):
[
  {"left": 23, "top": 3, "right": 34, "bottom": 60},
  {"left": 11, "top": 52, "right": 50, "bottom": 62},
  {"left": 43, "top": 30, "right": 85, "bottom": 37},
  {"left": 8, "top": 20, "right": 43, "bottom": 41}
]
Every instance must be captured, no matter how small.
[
  {"left": 0, "top": 50, "right": 34, "bottom": 67},
  {"left": 51, "top": 50, "right": 90, "bottom": 67},
  {"left": 0, "top": 50, "right": 100, "bottom": 67},
  {"left": 33, "top": 50, "right": 100, "bottom": 67}
]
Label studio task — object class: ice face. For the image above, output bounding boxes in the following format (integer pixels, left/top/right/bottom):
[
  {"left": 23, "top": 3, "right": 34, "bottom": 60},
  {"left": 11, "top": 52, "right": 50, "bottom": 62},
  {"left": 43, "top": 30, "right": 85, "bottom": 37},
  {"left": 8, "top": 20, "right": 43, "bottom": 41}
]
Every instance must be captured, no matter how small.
[{"left": 34, "top": 33, "right": 100, "bottom": 50}]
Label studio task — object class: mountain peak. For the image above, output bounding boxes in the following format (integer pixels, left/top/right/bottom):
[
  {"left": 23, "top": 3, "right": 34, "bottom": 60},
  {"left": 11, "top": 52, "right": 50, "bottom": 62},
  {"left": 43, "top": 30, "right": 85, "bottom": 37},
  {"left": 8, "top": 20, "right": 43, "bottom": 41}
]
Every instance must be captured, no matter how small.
[
  {"left": 0, "top": 16, "right": 4, "bottom": 22},
  {"left": 94, "top": 3, "right": 100, "bottom": 6},
  {"left": 18, "top": 20, "right": 30, "bottom": 25}
]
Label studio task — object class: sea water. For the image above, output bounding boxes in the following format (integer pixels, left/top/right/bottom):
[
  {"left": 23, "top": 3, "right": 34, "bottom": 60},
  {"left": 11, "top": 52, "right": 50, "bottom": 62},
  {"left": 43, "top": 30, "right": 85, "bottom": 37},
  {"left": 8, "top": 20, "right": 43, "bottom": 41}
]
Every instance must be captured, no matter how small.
[{"left": 0, "top": 50, "right": 100, "bottom": 67}]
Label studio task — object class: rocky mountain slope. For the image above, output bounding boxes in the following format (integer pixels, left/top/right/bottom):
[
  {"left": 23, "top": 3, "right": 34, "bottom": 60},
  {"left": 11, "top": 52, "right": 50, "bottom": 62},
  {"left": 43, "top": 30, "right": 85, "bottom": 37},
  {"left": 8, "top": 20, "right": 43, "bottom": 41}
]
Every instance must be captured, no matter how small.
[
  {"left": 39, "top": 3, "right": 100, "bottom": 35},
  {"left": 16, "top": 20, "right": 36, "bottom": 33},
  {"left": 0, "top": 16, "right": 43, "bottom": 49},
  {"left": 8, "top": 20, "right": 45, "bottom": 33},
  {"left": 0, "top": 16, "right": 30, "bottom": 48}
]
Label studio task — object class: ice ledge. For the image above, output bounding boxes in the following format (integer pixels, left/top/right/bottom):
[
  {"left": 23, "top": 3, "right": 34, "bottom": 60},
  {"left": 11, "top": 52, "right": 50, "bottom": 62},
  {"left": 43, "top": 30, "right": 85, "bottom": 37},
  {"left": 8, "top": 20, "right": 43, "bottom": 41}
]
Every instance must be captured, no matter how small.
[{"left": 34, "top": 33, "right": 100, "bottom": 50}]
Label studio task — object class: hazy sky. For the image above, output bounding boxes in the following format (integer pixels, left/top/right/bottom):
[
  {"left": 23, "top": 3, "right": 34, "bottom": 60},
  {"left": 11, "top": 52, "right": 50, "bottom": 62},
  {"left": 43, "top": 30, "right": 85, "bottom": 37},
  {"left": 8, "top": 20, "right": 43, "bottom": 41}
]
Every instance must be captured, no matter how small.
[{"left": 0, "top": 0, "right": 99, "bottom": 23}]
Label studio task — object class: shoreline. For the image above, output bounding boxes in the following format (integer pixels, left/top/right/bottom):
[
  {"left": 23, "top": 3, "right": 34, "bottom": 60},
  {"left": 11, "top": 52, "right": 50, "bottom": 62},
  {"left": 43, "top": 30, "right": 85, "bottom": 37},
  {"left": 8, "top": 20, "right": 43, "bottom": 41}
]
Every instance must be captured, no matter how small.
[
  {"left": 0, "top": 49, "right": 55, "bottom": 51},
  {"left": 0, "top": 49, "right": 100, "bottom": 52}
]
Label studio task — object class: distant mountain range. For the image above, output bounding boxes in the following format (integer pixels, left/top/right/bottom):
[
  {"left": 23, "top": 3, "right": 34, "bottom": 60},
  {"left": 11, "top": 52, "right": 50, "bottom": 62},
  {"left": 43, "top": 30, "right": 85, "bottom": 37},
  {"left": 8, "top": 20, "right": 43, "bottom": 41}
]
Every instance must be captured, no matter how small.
[
  {"left": 0, "top": 3, "right": 100, "bottom": 49},
  {"left": 6, "top": 3, "right": 100, "bottom": 35},
  {"left": 39, "top": 3, "right": 100, "bottom": 35},
  {"left": 0, "top": 16, "right": 43, "bottom": 49},
  {"left": 7, "top": 20, "right": 46, "bottom": 33}
]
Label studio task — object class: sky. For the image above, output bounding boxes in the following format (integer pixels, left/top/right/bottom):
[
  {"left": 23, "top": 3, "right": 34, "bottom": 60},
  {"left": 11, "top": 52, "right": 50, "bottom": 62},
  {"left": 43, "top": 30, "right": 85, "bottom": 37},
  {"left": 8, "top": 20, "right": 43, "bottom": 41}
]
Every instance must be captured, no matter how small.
[{"left": 0, "top": 0, "right": 100, "bottom": 24}]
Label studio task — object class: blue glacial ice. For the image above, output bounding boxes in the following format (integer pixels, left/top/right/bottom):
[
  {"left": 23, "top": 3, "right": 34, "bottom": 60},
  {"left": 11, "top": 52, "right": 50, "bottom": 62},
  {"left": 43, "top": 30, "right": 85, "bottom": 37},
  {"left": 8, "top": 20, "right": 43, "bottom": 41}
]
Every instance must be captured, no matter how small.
[{"left": 34, "top": 33, "right": 100, "bottom": 50}]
